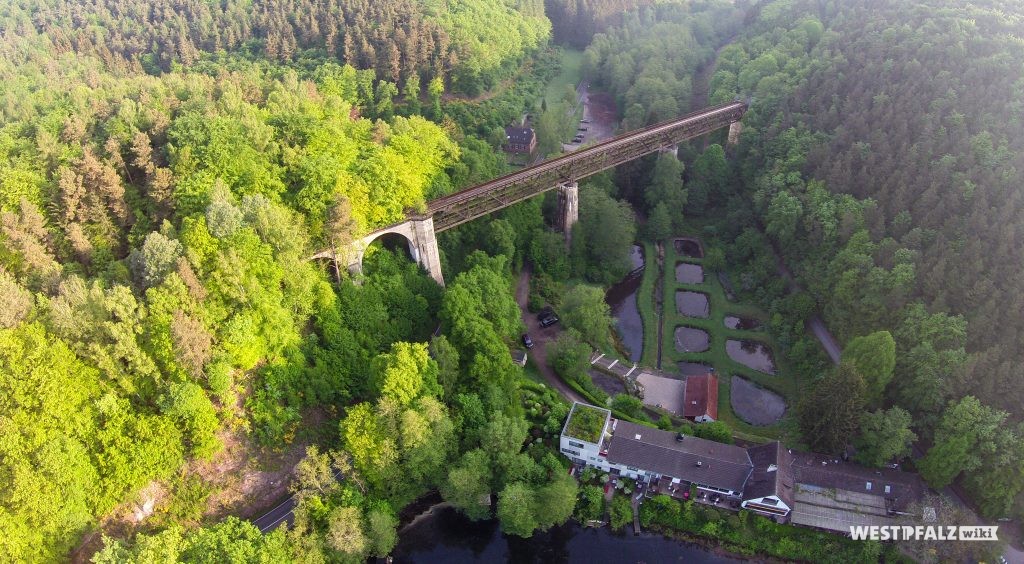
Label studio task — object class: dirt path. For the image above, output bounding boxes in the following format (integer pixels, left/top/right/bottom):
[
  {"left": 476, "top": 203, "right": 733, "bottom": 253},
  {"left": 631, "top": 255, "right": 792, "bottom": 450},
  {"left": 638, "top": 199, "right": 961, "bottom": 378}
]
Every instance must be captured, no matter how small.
[{"left": 515, "top": 266, "right": 585, "bottom": 404}]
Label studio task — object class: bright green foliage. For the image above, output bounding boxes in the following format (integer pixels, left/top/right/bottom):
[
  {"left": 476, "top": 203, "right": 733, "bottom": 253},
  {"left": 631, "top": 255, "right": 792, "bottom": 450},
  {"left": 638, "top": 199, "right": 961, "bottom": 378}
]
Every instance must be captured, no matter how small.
[
  {"left": 574, "top": 188, "right": 637, "bottom": 285},
  {"left": 161, "top": 382, "right": 222, "bottom": 459},
  {"left": 429, "top": 0, "right": 551, "bottom": 95},
  {"left": 535, "top": 473, "right": 578, "bottom": 530},
  {"left": 340, "top": 403, "right": 400, "bottom": 492},
  {"left": 497, "top": 482, "right": 539, "bottom": 537},
  {"left": 574, "top": 485, "right": 605, "bottom": 522},
  {"left": 441, "top": 449, "right": 493, "bottom": 521},
  {"left": 853, "top": 407, "right": 916, "bottom": 468},
  {"left": 609, "top": 495, "right": 633, "bottom": 532},
  {"left": 560, "top": 284, "right": 613, "bottom": 348},
  {"left": 842, "top": 331, "right": 896, "bottom": 406},
  {"left": 373, "top": 342, "right": 439, "bottom": 406},
  {"left": 610, "top": 394, "right": 644, "bottom": 419},
  {"left": 692, "top": 421, "right": 734, "bottom": 445},
  {"left": 366, "top": 506, "right": 399, "bottom": 558},
  {"left": 93, "top": 517, "right": 290, "bottom": 563},
  {"left": 918, "top": 396, "right": 1006, "bottom": 490}
]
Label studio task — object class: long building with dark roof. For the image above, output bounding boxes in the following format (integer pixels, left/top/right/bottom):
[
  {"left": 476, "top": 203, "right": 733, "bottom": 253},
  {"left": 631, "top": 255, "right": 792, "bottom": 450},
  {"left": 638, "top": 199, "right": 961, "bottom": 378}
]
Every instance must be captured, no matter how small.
[{"left": 560, "top": 402, "right": 926, "bottom": 533}]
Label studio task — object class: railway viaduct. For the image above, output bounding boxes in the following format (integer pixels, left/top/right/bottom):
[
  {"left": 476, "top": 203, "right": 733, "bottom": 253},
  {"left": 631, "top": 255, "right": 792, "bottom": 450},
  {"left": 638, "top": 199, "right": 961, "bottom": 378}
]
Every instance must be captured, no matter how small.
[{"left": 310, "top": 101, "right": 747, "bottom": 286}]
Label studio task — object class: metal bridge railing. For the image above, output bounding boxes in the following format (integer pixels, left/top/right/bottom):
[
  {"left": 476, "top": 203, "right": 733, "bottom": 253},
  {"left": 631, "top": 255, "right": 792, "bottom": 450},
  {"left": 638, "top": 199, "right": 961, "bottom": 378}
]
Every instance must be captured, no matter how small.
[{"left": 424, "top": 101, "right": 747, "bottom": 232}]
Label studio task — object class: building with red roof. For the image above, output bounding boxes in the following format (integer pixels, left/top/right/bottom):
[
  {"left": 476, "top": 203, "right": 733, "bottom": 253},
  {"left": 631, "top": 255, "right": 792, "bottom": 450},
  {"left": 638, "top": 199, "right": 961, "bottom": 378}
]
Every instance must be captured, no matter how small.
[{"left": 683, "top": 373, "right": 718, "bottom": 422}]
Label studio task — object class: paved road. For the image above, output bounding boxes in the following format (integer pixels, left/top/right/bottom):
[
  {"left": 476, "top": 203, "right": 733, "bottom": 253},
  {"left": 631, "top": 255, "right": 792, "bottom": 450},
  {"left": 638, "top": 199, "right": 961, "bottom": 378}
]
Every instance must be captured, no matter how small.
[
  {"left": 251, "top": 470, "right": 343, "bottom": 533},
  {"left": 252, "top": 496, "right": 296, "bottom": 533},
  {"left": 515, "top": 266, "right": 585, "bottom": 404}
]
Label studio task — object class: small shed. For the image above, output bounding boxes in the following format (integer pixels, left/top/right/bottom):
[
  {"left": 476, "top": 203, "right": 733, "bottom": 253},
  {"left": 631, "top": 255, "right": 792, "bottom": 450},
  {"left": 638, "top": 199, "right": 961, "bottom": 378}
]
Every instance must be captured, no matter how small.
[{"left": 510, "top": 349, "right": 528, "bottom": 367}]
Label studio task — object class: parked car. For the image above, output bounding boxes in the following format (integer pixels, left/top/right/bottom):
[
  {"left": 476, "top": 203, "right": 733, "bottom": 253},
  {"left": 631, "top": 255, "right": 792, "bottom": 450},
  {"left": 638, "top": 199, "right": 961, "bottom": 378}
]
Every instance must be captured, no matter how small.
[
  {"left": 522, "top": 333, "right": 534, "bottom": 348},
  {"left": 578, "top": 127, "right": 588, "bottom": 131},
  {"left": 540, "top": 313, "right": 559, "bottom": 327},
  {"left": 581, "top": 119, "right": 590, "bottom": 123}
]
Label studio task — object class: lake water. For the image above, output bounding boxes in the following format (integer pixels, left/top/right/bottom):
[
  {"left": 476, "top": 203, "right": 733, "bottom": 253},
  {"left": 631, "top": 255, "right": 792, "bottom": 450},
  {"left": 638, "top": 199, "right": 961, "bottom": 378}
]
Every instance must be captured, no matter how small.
[
  {"left": 676, "top": 262, "right": 705, "bottom": 284},
  {"left": 392, "top": 506, "right": 740, "bottom": 563},
  {"left": 673, "top": 238, "right": 704, "bottom": 258},
  {"left": 675, "top": 326, "right": 710, "bottom": 353},
  {"left": 725, "top": 340, "right": 777, "bottom": 374},
  {"left": 606, "top": 245, "right": 645, "bottom": 362},
  {"left": 724, "top": 316, "right": 761, "bottom": 331},
  {"left": 676, "top": 291, "right": 709, "bottom": 318}
]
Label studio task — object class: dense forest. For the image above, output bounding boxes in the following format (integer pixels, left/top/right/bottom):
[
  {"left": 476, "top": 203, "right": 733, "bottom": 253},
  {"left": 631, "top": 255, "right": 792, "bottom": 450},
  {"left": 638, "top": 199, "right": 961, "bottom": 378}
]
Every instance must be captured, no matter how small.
[
  {"left": 0, "top": 0, "right": 549, "bottom": 95},
  {"left": 684, "top": 0, "right": 1024, "bottom": 520},
  {"left": 2, "top": 0, "right": 1023, "bottom": 560},
  {"left": 0, "top": 0, "right": 570, "bottom": 559}
]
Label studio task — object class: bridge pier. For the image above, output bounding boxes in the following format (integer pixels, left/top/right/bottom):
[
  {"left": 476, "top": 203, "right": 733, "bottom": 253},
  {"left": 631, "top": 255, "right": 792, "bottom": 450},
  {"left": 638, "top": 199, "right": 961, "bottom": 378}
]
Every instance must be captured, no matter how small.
[
  {"left": 728, "top": 120, "right": 743, "bottom": 146},
  {"left": 409, "top": 216, "right": 444, "bottom": 287},
  {"left": 343, "top": 216, "right": 445, "bottom": 287},
  {"left": 558, "top": 182, "right": 579, "bottom": 245}
]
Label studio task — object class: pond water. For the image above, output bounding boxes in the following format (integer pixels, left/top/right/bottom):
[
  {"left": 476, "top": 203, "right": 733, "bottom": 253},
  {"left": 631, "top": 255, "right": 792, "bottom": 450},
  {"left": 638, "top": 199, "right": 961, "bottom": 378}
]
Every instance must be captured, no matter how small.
[
  {"left": 675, "top": 326, "right": 710, "bottom": 353},
  {"left": 724, "top": 316, "right": 762, "bottom": 331},
  {"left": 674, "top": 238, "right": 704, "bottom": 258},
  {"left": 725, "top": 340, "right": 777, "bottom": 374},
  {"left": 678, "top": 362, "right": 714, "bottom": 376},
  {"left": 676, "top": 262, "right": 705, "bottom": 284},
  {"left": 393, "top": 506, "right": 740, "bottom": 564},
  {"left": 606, "top": 245, "right": 645, "bottom": 362},
  {"left": 590, "top": 370, "right": 626, "bottom": 397},
  {"left": 729, "top": 376, "right": 786, "bottom": 426},
  {"left": 676, "top": 291, "right": 710, "bottom": 318}
]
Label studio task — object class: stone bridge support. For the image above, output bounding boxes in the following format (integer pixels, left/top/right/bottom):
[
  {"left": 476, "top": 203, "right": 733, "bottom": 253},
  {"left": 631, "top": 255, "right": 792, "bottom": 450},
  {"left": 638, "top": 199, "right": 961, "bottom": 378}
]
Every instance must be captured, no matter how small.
[
  {"left": 558, "top": 182, "right": 579, "bottom": 245},
  {"left": 728, "top": 120, "right": 743, "bottom": 146},
  {"left": 346, "top": 216, "right": 445, "bottom": 286}
]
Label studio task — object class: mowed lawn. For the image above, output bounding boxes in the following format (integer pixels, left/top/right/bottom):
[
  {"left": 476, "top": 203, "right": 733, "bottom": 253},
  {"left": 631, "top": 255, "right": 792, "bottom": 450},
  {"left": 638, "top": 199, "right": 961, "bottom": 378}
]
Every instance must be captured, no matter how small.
[{"left": 543, "top": 48, "right": 584, "bottom": 108}]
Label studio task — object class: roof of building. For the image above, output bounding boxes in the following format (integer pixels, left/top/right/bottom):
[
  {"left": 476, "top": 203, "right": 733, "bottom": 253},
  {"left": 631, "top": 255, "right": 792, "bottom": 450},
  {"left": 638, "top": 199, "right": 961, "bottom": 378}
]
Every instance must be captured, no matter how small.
[
  {"left": 744, "top": 442, "right": 795, "bottom": 507},
  {"left": 788, "top": 451, "right": 924, "bottom": 512},
  {"left": 605, "top": 420, "right": 751, "bottom": 493},
  {"left": 683, "top": 373, "right": 718, "bottom": 420},
  {"left": 561, "top": 402, "right": 610, "bottom": 445},
  {"left": 510, "top": 350, "right": 528, "bottom": 365},
  {"left": 505, "top": 126, "right": 535, "bottom": 145}
]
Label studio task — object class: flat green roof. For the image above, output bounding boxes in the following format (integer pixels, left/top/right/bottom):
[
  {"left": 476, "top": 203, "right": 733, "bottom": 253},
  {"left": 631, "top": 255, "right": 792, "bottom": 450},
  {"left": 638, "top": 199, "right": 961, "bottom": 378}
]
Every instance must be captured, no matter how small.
[{"left": 563, "top": 403, "right": 609, "bottom": 444}]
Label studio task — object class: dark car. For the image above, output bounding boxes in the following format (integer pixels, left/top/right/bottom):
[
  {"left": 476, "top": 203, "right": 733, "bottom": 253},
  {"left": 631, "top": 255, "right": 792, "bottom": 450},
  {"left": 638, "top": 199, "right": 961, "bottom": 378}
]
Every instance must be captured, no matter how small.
[
  {"left": 522, "top": 333, "right": 534, "bottom": 348},
  {"left": 578, "top": 127, "right": 588, "bottom": 131},
  {"left": 540, "top": 313, "right": 559, "bottom": 327}
]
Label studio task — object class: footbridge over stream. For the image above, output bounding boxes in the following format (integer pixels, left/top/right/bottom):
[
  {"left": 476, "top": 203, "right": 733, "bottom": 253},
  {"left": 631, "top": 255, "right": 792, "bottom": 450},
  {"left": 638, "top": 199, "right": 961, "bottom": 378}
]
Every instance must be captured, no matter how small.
[{"left": 310, "top": 101, "right": 747, "bottom": 285}]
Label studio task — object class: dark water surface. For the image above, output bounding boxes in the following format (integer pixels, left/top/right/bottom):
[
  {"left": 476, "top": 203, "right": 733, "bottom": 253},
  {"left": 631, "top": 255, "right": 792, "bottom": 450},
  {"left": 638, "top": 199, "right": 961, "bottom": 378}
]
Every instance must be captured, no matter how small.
[
  {"left": 673, "top": 238, "right": 704, "bottom": 258},
  {"left": 674, "top": 326, "right": 710, "bottom": 353},
  {"left": 590, "top": 370, "right": 627, "bottom": 396},
  {"left": 606, "top": 245, "right": 645, "bottom": 362},
  {"left": 724, "top": 316, "right": 762, "bottom": 331},
  {"left": 730, "top": 375, "right": 786, "bottom": 426},
  {"left": 393, "top": 506, "right": 740, "bottom": 563},
  {"left": 725, "top": 340, "right": 777, "bottom": 374},
  {"left": 675, "top": 291, "right": 709, "bottom": 318},
  {"left": 676, "top": 262, "right": 705, "bottom": 284}
]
